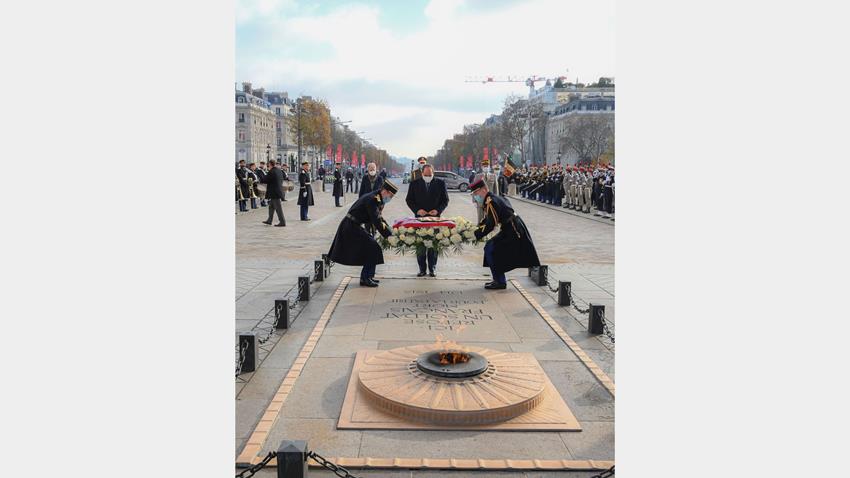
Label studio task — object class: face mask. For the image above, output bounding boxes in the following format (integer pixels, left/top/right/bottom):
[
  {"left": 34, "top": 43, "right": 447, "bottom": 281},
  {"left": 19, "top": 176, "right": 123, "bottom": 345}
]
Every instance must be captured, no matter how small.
[
  {"left": 473, "top": 194, "right": 484, "bottom": 205},
  {"left": 423, "top": 175, "right": 433, "bottom": 183},
  {"left": 368, "top": 170, "right": 376, "bottom": 176},
  {"left": 382, "top": 195, "right": 392, "bottom": 204}
]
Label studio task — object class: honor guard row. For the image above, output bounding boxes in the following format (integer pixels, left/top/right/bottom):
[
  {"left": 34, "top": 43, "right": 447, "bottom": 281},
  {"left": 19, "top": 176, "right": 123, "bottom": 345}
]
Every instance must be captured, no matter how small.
[{"left": 513, "top": 164, "right": 614, "bottom": 219}]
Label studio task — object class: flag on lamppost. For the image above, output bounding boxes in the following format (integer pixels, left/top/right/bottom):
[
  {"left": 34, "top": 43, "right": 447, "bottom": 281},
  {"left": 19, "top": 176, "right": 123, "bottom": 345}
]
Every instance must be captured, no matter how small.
[
  {"left": 336, "top": 144, "right": 342, "bottom": 163},
  {"left": 326, "top": 145, "right": 332, "bottom": 161},
  {"left": 361, "top": 154, "right": 365, "bottom": 167},
  {"left": 351, "top": 150, "right": 356, "bottom": 166},
  {"left": 466, "top": 155, "right": 473, "bottom": 170},
  {"left": 493, "top": 148, "right": 499, "bottom": 165}
]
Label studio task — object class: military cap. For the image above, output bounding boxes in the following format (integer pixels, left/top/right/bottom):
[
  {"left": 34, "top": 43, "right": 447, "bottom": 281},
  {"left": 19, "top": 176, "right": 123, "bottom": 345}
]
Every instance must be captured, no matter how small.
[
  {"left": 382, "top": 179, "right": 399, "bottom": 194},
  {"left": 469, "top": 178, "right": 487, "bottom": 192}
]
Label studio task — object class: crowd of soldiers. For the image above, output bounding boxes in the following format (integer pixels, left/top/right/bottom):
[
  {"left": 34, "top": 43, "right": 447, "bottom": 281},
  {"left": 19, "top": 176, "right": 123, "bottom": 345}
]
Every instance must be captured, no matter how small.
[
  {"left": 512, "top": 164, "right": 615, "bottom": 219},
  {"left": 235, "top": 159, "right": 277, "bottom": 212}
]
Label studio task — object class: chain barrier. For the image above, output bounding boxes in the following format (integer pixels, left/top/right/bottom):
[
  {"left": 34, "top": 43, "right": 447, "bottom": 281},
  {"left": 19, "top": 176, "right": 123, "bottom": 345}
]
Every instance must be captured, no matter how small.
[
  {"left": 234, "top": 341, "right": 248, "bottom": 377},
  {"left": 308, "top": 451, "right": 362, "bottom": 478},
  {"left": 589, "top": 465, "right": 615, "bottom": 478},
  {"left": 257, "top": 305, "right": 280, "bottom": 345},
  {"left": 543, "top": 276, "right": 614, "bottom": 343},
  {"left": 235, "top": 451, "right": 276, "bottom": 478}
]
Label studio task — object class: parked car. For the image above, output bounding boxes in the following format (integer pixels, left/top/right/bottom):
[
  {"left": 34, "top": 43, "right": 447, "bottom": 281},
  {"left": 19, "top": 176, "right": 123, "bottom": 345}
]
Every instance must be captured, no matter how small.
[{"left": 433, "top": 171, "right": 469, "bottom": 191}]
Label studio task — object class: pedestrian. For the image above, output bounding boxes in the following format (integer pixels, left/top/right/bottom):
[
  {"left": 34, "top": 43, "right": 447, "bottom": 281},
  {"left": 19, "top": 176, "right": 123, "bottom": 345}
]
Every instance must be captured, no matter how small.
[
  {"left": 405, "top": 163, "right": 448, "bottom": 277},
  {"left": 297, "top": 161, "right": 314, "bottom": 221},
  {"left": 261, "top": 160, "right": 287, "bottom": 227},
  {"left": 345, "top": 168, "right": 354, "bottom": 193},
  {"left": 332, "top": 165, "right": 344, "bottom": 207},
  {"left": 379, "top": 168, "right": 387, "bottom": 179},
  {"left": 469, "top": 179, "right": 540, "bottom": 289},
  {"left": 247, "top": 163, "right": 261, "bottom": 209},
  {"left": 235, "top": 160, "right": 251, "bottom": 212},
  {"left": 327, "top": 180, "right": 399, "bottom": 287}
]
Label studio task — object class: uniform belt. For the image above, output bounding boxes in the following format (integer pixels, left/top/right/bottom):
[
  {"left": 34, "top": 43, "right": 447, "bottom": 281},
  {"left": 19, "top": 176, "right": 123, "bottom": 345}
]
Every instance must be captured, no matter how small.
[{"left": 345, "top": 213, "right": 361, "bottom": 224}]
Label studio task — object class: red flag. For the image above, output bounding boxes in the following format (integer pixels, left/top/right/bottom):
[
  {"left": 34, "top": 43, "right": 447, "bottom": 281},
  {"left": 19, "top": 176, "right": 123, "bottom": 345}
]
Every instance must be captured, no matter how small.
[
  {"left": 493, "top": 148, "right": 499, "bottom": 164},
  {"left": 361, "top": 154, "right": 365, "bottom": 167},
  {"left": 351, "top": 150, "right": 356, "bottom": 165},
  {"left": 459, "top": 156, "right": 464, "bottom": 170},
  {"left": 336, "top": 144, "right": 342, "bottom": 163},
  {"left": 466, "top": 155, "right": 473, "bottom": 169},
  {"left": 483, "top": 147, "right": 489, "bottom": 166},
  {"left": 326, "top": 145, "right": 332, "bottom": 160}
]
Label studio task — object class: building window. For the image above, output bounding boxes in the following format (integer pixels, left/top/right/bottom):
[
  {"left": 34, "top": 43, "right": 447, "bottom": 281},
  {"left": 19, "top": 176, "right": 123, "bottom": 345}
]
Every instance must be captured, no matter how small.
[
  {"left": 238, "top": 130, "right": 245, "bottom": 141},
  {"left": 277, "top": 137, "right": 282, "bottom": 146},
  {"left": 238, "top": 113, "right": 245, "bottom": 123}
]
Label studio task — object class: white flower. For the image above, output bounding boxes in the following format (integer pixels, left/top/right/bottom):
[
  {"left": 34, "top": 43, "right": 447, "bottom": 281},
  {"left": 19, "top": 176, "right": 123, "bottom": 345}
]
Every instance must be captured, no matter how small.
[
  {"left": 416, "top": 228, "right": 427, "bottom": 236},
  {"left": 423, "top": 228, "right": 433, "bottom": 236},
  {"left": 435, "top": 232, "right": 444, "bottom": 240},
  {"left": 423, "top": 240, "right": 433, "bottom": 248},
  {"left": 404, "top": 237, "right": 415, "bottom": 245},
  {"left": 387, "top": 236, "right": 399, "bottom": 246},
  {"left": 450, "top": 234, "right": 462, "bottom": 244},
  {"left": 440, "top": 238, "right": 450, "bottom": 246},
  {"left": 463, "top": 230, "right": 475, "bottom": 240},
  {"left": 399, "top": 234, "right": 406, "bottom": 241}
]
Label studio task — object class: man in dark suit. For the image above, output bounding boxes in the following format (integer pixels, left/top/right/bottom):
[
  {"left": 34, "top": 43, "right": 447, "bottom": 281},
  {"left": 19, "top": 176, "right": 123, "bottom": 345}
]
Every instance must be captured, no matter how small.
[
  {"left": 405, "top": 163, "right": 449, "bottom": 277},
  {"left": 297, "top": 161, "right": 314, "bottom": 221},
  {"left": 261, "top": 160, "right": 287, "bottom": 227},
  {"left": 359, "top": 162, "right": 384, "bottom": 197}
]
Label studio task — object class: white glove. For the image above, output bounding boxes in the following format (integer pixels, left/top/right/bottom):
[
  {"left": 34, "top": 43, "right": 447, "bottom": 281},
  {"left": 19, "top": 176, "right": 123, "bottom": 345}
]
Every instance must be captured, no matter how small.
[{"left": 302, "top": 192, "right": 307, "bottom": 198}]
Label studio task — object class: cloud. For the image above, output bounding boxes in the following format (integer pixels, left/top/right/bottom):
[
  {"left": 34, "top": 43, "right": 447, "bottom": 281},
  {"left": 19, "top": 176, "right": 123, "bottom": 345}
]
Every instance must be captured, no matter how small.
[{"left": 236, "top": 0, "right": 615, "bottom": 157}]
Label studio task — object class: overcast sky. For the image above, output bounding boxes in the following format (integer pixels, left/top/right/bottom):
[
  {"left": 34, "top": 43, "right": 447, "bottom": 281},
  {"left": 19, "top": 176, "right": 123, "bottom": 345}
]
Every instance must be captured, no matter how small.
[{"left": 236, "top": 0, "right": 615, "bottom": 158}]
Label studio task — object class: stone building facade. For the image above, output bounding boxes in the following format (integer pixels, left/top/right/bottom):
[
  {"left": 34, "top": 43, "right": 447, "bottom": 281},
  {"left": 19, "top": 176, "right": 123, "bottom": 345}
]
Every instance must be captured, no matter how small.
[
  {"left": 544, "top": 96, "right": 615, "bottom": 165},
  {"left": 235, "top": 82, "right": 276, "bottom": 165}
]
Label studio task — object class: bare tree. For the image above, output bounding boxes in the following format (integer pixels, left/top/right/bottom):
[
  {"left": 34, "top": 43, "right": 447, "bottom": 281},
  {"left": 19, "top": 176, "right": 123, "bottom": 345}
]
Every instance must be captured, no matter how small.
[{"left": 560, "top": 115, "right": 614, "bottom": 164}]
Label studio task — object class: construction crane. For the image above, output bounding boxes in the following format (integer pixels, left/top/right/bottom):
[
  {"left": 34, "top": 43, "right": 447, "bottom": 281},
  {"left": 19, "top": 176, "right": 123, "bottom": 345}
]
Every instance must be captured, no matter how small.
[{"left": 464, "top": 73, "right": 569, "bottom": 94}]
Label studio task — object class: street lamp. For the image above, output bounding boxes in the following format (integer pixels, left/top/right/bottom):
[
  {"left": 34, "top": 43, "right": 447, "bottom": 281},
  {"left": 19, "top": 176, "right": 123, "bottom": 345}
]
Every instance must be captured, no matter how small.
[{"left": 557, "top": 150, "right": 561, "bottom": 166}]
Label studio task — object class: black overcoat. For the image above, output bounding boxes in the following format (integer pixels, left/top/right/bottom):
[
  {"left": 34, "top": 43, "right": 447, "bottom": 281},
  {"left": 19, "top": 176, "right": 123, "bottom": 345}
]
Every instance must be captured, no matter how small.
[
  {"left": 297, "top": 171, "right": 314, "bottom": 206},
  {"left": 332, "top": 170, "right": 344, "bottom": 197},
  {"left": 327, "top": 192, "right": 392, "bottom": 266},
  {"left": 265, "top": 168, "right": 287, "bottom": 200},
  {"left": 358, "top": 174, "right": 384, "bottom": 197},
  {"left": 474, "top": 193, "right": 540, "bottom": 273}
]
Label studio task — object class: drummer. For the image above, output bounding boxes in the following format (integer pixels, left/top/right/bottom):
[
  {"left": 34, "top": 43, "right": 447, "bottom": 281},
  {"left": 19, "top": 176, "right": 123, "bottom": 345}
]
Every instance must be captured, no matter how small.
[
  {"left": 327, "top": 179, "right": 399, "bottom": 287},
  {"left": 470, "top": 179, "right": 541, "bottom": 289}
]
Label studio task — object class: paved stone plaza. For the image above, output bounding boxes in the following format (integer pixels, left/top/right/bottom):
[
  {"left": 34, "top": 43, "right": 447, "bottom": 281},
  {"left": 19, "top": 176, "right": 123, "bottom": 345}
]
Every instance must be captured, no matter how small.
[{"left": 236, "top": 182, "right": 614, "bottom": 477}]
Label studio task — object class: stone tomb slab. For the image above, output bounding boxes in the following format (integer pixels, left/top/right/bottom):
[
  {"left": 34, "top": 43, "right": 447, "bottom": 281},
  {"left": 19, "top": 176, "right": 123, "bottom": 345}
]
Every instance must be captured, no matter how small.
[
  {"left": 362, "top": 280, "right": 522, "bottom": 343},
  {"left": 337, "top": 349, "right": 581, "bottom": 431}
]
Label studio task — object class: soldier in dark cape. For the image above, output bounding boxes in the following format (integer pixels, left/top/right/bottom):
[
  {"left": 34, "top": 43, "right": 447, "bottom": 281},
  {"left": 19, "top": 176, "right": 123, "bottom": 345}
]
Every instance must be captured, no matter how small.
[
  {"left": 332, "top": 166, "right": 344, "bottom": 207},
  {"left": 297, "top": 161, "right": 314, "bottom": 221},
  {"left": 327, "top": 180, "right": 399, "bottom": 287},
  {"left": 470, "top": 179, "right": 540, "bottom": 289}
]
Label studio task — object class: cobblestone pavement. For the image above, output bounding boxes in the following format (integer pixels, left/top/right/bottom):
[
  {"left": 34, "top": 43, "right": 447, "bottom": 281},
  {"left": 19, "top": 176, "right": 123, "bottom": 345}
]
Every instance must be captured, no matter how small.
[{"left": 236, "top": 182, "right": 615, "bottom": 475}]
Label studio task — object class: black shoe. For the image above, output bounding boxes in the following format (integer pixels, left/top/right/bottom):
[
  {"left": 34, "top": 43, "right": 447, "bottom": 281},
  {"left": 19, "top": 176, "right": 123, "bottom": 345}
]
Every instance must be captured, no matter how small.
[
  {"left": 370, "top": 278, "right": 380, "bottom": 283},
  {"left": 360, "top": 279, "right": 379, "bottom": 287},
  {"left": 417, "top": 271, "right": 427, "bottom": 277},
  {"left": 484, "top": 282, "right": 507, "bottom": 290},
  {"left": 428, "top": 271, "right": 436, "bottom": 277},
  {"left": 262, "top": 220, "right": 272, "bottom": 225},
  {"left": 274, "top": 223, "right": 286, "bottom": 227}
]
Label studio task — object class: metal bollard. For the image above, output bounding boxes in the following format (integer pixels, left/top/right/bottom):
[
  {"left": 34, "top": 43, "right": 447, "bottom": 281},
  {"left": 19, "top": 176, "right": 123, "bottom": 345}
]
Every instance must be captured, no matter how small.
[
  {"left": 535, "top": 265, "right": 548, "bottom": 286},
  {"left": 238, "top": 332, "right": 258, "bottom": 374},
  {"left": 528, "top": 266, "right": 537, "bottom": 278},
  {"left": 557, "top": 281, "right": 571, "bottom": 306},
  {"left": 275, "top": 300, "right": 290, "bottom": 329},
  {"left": 298, "top": 276, "right": 310, "bottom": 301},
  {"left": 321, "top": 254, "right": 330, "bottom": 277},
  {"left": 314, "top": 260, "right": 324, "bottom": 282},
  {"left": 588, "top": 304, "right": 606, "bottom": 335},
  {"left": 277, "top": 440, "right": 308, "bottom": 478}
]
